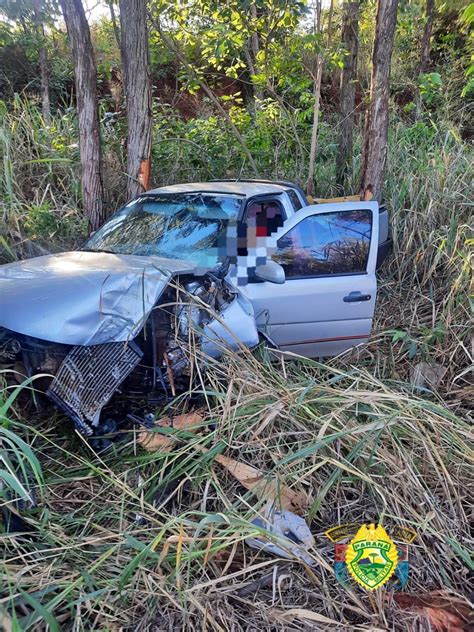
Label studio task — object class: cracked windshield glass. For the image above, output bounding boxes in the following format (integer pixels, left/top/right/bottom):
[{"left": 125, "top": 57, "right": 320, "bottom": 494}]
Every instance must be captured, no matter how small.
[{"left": 84, "top": 194, "right": 241, "bottom": 267}]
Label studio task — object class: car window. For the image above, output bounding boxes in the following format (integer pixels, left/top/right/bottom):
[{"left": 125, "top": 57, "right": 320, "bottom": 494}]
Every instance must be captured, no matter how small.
[
  {"left": 272, "top": 210, "right": 372, "bottom": 278},
  {"left": 244, "top": 199, "right": 285, "bottom": 236},
  {"left": 286, "top": 189, "right": 303, "bottom": 211}
]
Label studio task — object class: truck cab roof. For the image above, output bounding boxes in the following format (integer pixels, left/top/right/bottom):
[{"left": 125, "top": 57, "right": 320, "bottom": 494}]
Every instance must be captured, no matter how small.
[{"left": 147, "top": 179, "right": 308, "bottom": 204}]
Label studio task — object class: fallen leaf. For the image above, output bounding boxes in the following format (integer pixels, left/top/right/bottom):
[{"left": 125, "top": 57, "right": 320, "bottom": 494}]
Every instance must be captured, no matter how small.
[
  {"left": 214, "top": 453, "right": 308, "bottom": 513},
  {"left": 136, "top": 430, "right": 174, "bottom": 451},
  {"left": 393, "top": 591, "right": 473, "bottom": 631},
  {"left": 269, "top": 607, "right": 342, "bottom": 626},
  {"left": 137, "top": 411, "right": 204, "bottom": 451},
  {"left": 420, "top": 607, "right": 465, "bottom": 632},
  {"left": 155, "top": 411, "right": 204, "bottom": 431},
  {"left": 138, "top": 412, "right": 308, "bottom": 512}
]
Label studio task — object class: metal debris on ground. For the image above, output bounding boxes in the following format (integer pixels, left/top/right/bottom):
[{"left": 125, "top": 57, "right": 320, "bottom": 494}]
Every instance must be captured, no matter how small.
[{"left": 245, "top": 501, "right": 315, "bottom": 566}]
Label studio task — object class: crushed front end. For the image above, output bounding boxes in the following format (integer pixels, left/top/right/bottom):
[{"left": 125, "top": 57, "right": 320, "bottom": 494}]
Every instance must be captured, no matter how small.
[{"left": 0, "top": 270, "right": 258, "bottom": 436}]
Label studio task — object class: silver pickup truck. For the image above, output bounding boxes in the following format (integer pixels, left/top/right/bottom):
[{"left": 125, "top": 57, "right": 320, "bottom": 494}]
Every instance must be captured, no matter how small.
[{"left": 0, "top": 179, "right": 391, "bottom": 434}]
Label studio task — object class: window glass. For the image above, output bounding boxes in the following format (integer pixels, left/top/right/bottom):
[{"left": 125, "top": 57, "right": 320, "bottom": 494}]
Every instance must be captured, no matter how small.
[
  {"left": 244, "top": 200, "right": 284, "bottom": 237},
  {"left": 286, "top": 189, "right": 303, "bottom": 211},
  {"left": 83, "top": 194, "right": 241, "bottom": 267},
  {"left": 272, "top": 210, "right": 372, "bottom": 278}
]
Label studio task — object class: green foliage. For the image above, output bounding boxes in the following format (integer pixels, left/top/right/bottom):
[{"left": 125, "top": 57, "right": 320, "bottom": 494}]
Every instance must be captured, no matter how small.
[
  {"left": 393, "top": 0, "right": 424, "bottom": 80},
  {"left": 91, "top": 16, "right": 121, "bottom": 81},
  {"left": 419, "top": 71, "right": 443, "bottom": 106},
  {"left": 0, "top": 374, "right": 44, "bottom": 511},
  {"left": 0, "top": 0, "right": 64, "bottom": 100},
  {"left": 0, "top": 95, "right": 88, "bottom": 261},
  {"left": 0, "top": 354, "right": 471, "bottom": 627},
  {"left": 23, "top": 204, "right": 59, "bottom": 237},
  {"left": 0, "top": 3, "right": 472, "bottom": 628},
  {"left": 460, "top": 2, "right": 474, "bottom": 96},
  {"left": 387, "top": 322, "right": 446, "bottom": 360}
]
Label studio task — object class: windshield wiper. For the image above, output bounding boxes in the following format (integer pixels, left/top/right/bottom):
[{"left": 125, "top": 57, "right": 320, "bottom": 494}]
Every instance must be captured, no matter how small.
[{"left": 80, "top": 248, "right": 119, "bottom": 255}]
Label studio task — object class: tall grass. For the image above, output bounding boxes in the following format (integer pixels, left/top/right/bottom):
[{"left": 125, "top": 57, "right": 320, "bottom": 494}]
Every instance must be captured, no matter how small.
[
  {"left": 0, "top": 356, "right": 472, "bottom": 629},
  {"left": 1, "top": 380, "right": 44, "bottom": 509}
]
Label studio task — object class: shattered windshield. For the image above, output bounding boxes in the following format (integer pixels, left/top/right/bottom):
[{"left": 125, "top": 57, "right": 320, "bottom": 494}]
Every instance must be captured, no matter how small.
[{"left": 83, "top": 193, "right": 241, "bottom": 267}]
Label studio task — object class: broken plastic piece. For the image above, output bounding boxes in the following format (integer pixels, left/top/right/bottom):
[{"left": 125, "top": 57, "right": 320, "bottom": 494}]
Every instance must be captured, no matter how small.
[{"left": 245, "top": 502, "right": 315, "bottom": 566}]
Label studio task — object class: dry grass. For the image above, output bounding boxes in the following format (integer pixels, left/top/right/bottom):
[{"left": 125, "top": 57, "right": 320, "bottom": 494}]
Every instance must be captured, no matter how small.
[{"left": 1, "top": 350, "right": 472, "bottom": 630}]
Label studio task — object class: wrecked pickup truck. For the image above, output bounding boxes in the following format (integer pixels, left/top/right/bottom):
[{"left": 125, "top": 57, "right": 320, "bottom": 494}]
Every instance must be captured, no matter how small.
[{"left": 0, "top": 180, "right": 390, "bottom": 435}]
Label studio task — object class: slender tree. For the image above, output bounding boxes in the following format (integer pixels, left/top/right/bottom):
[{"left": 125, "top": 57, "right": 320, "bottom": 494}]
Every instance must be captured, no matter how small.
[
  {"left": 60, "top": 0, "right": 105, "bottom": 231},
  {"left": 33, "top": 0, "right": 51, "bottom": 125},
  {"left": 306, "top": 0, "right": 334, "bottom": 198},
  {"left": 359, "top": 0, "right": 399, "bottom": 201},
  {"left": 242, "top": 2, "right": 263, "bottom": 107},
  {"left": 336, "top": 1, "right": 359, "bottom": 191},
  {"left": 420, "top": 0, "right": 435, "bottom": 73},
  {"left": 119, "top": 0, "right": 152, "bottom": 198},
  {"left": 106, "top": 0, "right": 121, "bottom": 50},
  {"left": 305, "top": 0, "right": 323, "bottom": 198}
]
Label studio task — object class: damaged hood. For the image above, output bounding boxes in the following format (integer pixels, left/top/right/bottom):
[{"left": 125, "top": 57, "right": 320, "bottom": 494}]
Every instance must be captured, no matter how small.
[{"left": 0, "top": 251, "right": 195, "bottom": 345}]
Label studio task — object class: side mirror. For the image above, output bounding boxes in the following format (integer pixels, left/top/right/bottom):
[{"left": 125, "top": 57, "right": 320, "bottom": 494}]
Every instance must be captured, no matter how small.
[{"left": 254, "top": 260, "right": 285, "bottom": 284}]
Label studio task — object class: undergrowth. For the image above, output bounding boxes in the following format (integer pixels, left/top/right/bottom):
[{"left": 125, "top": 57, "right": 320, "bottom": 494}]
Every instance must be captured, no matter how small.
[{"left": 0, "top": 354, "right": 472, "bottom": 630}]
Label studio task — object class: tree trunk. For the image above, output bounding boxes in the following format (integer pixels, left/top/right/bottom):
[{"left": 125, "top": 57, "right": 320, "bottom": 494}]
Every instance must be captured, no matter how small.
[
  {"left": 336, "top": 1, "right": 359, "bottom": 191},
  {"left": 107, "top": 0, "right": 121, "bottom": 50},
  {"left": 119, "top": 0, "right": 152, "bottom": 199},
  {"left": 305, "top": 57, "right": 323, "bottom": 198},
  {"left": 305, "top": 0, "right": 323, "bottom": 198},
  {"left": 420, "top": 0, "right": 435, "bottom": 74},
  {"left": 359, "top": 0, "right": 399, "bottom": 201},
  {"left": 239, "top": 63, "right": 256, "bottom": 109},
  {"left": 33, "top": 0, "right": 51, "bottom": 125},
  {"left": 247, "top": 2, "right": 263, "bottom": 104},
  {"left": 306, "top": 0, "right": 334, "bottom": 198},
  {"left": 60, "top": 0, "right": 105, "bottom": 231}
]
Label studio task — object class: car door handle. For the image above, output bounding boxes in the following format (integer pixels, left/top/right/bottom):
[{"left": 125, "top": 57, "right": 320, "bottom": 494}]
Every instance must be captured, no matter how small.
[{"left": 343, "top": 291, "right": 371, "bottom": 303}]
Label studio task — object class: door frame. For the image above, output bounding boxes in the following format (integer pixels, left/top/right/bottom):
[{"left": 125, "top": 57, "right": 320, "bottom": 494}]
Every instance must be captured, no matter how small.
[{"left": 240, "top": 200, "right": 380, "bottom": 357}]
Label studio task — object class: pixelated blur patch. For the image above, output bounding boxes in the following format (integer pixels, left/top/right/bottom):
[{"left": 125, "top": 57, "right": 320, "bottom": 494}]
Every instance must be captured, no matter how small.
[{"left": 229, "top": 210, "right": 280, "bottom": 286}]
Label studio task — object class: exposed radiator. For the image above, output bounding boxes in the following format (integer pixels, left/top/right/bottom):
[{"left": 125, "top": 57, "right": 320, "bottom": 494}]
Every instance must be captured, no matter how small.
[{"left": 47, "top": 341, "right": 143, "bottom": 434}]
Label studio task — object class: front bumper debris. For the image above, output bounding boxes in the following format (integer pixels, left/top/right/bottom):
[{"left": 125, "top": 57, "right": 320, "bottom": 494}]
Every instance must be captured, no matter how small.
[{"left": 47, "top": 341, "right": 143, "bottom": 435}]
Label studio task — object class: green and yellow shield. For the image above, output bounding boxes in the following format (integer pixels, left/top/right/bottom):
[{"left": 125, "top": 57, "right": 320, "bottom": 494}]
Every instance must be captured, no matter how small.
[{"left": 345, "top": 523, "right": 398, "bottom": 590}]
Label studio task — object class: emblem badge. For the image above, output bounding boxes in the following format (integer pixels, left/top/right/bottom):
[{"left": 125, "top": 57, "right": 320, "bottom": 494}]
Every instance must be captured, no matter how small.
[
  {"left": 345, "top": 523, "right": 398, "bottom": 590},
  {"left": 325, "top": 522, "right": 415, "bottom": 590}
]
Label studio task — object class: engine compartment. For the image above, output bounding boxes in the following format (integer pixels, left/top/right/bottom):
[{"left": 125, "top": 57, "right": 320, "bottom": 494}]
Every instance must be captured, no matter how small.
[{"left": 0, "top": 271, "right": 258, "bottom": 436}]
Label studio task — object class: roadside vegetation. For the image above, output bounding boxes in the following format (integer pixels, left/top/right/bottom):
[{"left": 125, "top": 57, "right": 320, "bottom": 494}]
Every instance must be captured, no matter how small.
[{"left": 0, "top": 0, "right": 473, "bottom": 629}]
